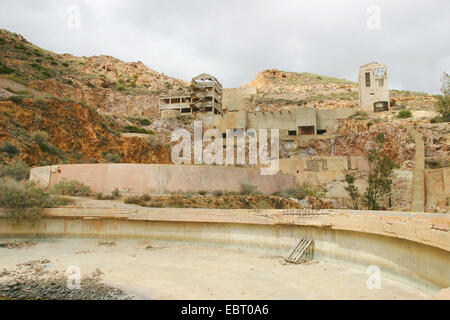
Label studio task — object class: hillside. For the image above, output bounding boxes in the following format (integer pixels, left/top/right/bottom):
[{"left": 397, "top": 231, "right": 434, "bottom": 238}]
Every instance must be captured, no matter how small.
[
  {"left": 241, "top": 69, "right": 437, "bottom": 113},
  {"left": 0, "top": 29, "right": 447, "bottom": 174},
  {"left": 0, "top": 96, "right": 173, "bottom": 166},
  {"left": 0, "top": 29, "right": 189, "bottom": 117}
]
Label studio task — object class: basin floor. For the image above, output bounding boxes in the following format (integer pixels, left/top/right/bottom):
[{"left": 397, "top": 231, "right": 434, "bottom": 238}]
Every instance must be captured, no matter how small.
[{"left": 0, "top": 238, "right": 432, "bottom": 300}]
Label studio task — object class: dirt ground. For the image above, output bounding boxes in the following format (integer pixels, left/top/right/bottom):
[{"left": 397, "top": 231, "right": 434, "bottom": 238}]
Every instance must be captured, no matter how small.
[{"left": 0, "top": 238, "right": 432, "bottom": 300}]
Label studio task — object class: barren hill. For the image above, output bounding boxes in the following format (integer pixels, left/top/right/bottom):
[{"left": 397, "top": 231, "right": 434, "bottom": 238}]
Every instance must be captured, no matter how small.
[
  {"left": 241, "top": 69, "right": 437, "bottom": 113},
  {"left": 0, "top": 29, "right": 189, "bottom": 117}
]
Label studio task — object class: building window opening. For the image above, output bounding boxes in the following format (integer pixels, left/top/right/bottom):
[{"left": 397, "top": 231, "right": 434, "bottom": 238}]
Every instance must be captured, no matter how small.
[
  {"left": 317, "top": 130, "right": 327, "bottom": 135},
  {"left": 288, "top": 130, "right": 297, "bottom": 136},
  {"left": 365, "top": 72, "right": 371, "bottom": 87},
  {"left": 298, "top": 126, "right": 315, "bottom": 135}
]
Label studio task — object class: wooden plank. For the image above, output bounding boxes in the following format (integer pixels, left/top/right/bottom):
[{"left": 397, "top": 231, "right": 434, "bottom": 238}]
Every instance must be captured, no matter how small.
[{"left": 284, "top": 237, "right": 313, "bottom": 264}]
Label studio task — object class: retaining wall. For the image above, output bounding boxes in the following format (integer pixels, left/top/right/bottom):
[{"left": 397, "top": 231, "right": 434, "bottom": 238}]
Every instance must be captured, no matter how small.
[{"left": 30, "top": 164, "right": 296, "bottom": 195}]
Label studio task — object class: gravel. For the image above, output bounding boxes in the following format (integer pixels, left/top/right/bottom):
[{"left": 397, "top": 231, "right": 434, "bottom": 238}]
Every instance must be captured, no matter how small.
[{"left": 0, "top": 259, "right": 130, "bottom": 300}]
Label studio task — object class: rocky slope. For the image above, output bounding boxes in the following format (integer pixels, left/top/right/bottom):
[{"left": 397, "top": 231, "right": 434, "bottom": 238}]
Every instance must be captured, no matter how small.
[
  {"left": 0, "top": 97, "right": 171, "bottom": 166},
  {"left": 0, "top": 29, "right": 189, "bottom": 117},
  {"left": 242, "top": 69, "right": 437, "bottom": 113}
]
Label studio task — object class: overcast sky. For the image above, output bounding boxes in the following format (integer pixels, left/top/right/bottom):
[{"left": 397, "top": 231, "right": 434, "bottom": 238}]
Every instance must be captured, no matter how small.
[{"left": 0, "top": 0, "right": 449, "bottom": 93}]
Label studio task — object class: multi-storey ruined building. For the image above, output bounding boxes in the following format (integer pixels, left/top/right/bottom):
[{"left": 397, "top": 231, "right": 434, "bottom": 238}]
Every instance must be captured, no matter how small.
[
  {"left": 159, "top": 73, "right": 223, "bottom": 116},
  {"left": 359, "top": 62, "right": 390, "bottom": 112}
]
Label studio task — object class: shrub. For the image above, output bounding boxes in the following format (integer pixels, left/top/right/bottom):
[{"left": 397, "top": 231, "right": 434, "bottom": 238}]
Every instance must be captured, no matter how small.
[
  {"left": 31, "top": 131, "right": 60, "bottom": 155},
  {"left": 0, "top": 63, "right": 14, "bottom": 74},
  {"left": 0, "top": 177, "right": 52, "bottom": 224},
  {"left": 344, "top": 171, "right": 361, "bottom": 210},
  {"left": 50, "top": 196, "right": 75, "bottom": 207},
  {"left": 273, "top": 187, "right": 306, "bottom": 200},
  {"left": 363, "top": 134, "right": 396, "bottom": 210},
  {"left": 123, "top": 125, "right": 153, "bottom": 135},
  {"left": 430, "top": 115, "right": 450, "bottom": 123},
  {"left": 104, "top": 152, "right": 121, "bottom": 163},
  {"left": 0, "top": 141, "right": 20, "bottom": 156},
  {"left": 138, "top": 118, "right": 151, "bottom": 126},
  {"left": 123, "top": 194, "right": 153, "bottom": 206},
  {"left": 124, "top": 196, "right": 146, "bottom": 206},
  {"left": 0, "top": 161, "right": 30, "bottom": 181},
  {"left": 7, "top": 96, "right": 24, "bottom": 104},
  {"left": 397, "top": 110, "right": 412, "bottom": 118},
  {"left": 31, "top": 130, "right": 49, "bottom": 146},
  {"left": 112, "top": 188, "right": 120, "bottom": 198},
  {"left": 240, "top": 183, "right": 260, "bottom": 196},
  {"left": 212, "top": 190, "right": 224, "bottom": 197},
  {"left": 435, "top": 72, "right": 449, "bottom": 120},
  {"left": 51, "top": 179, "right": 91, "bottom": 197},
  {"left": 198, "top": 190, "right": 207, "bottom": 196},
  {"left": 146, "top": 200, "right": 163, "bottom": 208}
]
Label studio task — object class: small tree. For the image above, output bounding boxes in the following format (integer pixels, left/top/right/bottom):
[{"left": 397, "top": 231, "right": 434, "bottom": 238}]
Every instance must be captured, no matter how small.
[
  {"left": 344, "top": 133, "right": 396, "bottom": 211},
  {"left": 344, "top": 170, "right": 360, "bottom": 210},
  {"left": 362, "top": 134, "right": 396, "bottom": 210},
  {"left": 435, "top": 72, "right": 450, "bottom": 121}
]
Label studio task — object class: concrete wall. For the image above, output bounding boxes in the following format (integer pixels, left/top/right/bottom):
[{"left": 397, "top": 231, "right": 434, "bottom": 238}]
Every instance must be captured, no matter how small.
[
  {"left": 30, "top": 164, "right": 297, "bottom": 195},
  {"left": 223, "top": 87, "right": 257, "bottom": 112},
  {"left": 276, "top": 156, "right": 369, "bottom": 185},
  {"left": 1, "top": 208, "right": 448, "bottom": 293},
  {"left": 214, "top": 108, "right": 355, "bottom": 138},
  {"left": 425, "top": 167, "right": 450, "bottom": 209}
]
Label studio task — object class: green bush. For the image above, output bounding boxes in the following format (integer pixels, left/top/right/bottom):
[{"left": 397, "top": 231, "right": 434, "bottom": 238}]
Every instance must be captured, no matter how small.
[
  {"left": 0, "top": 141, "right": 20, "bottom": 156},
  {"left": 123, "top": 125, "right": 153, "bottom": 135},
  {"left": 138, "top": 118, "right": 151, "bottom": 126},
  {"left": 50, "top": 196, "right": 75, "bottom": 207},
  {"left": 274, "top": 183, "right": 325, "bottom": 200},
  {"left": 240, "top": 183, "right": 260, "bottom": 196},
  {"left": 212, "top": 190, "right": 224, "bottom": 197},
  {"left": 0, "top": 177, "right": 52, "bottom": 224},
  {"left": 51, "top": 179, "right": 91, "bottom": 197},
  {"left": 104, "top": 152, "right": 121, "bottom": 163},
  {"left": 123, "top": 194, "right": 152, "bottom": 206},
  {"left": 31, "top": 130, "right": 49, "bottom": 146},
  {"left": 430, "top": 115, "right": 450, "bottom": 123},
  {"left": 397, "top": 110, "right": 412, "bottom": 118},
  {"left": 124, "top": 195, "right": 146, "bottom": 206},
  {"left": 273, "top": 187, "right": 306, "bottom": 200},
  {"left": 0, "top": 63, "right": 14, "bottom": 74},
  {"left": 30, "top": 131, "right": 61, "bottom": 155},
  {"left": 7, "top": 96, "right": 24, "bottom": 104},
  {"left": 0, "top": 161, "right": 30, "bottom": 181}
]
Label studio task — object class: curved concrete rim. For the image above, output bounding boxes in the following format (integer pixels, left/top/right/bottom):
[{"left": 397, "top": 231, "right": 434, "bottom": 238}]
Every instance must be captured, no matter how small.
[{"left": 0, "top": 208, "right": 449, "bottom": 294}]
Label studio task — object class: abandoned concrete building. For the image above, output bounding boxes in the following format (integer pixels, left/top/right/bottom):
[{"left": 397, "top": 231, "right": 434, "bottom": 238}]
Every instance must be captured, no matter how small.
[
  {"left": 159, "top": 73, "right": 223, "bottom": 117},
  {"left": 359, "top": 62, "right": 390, "bottom": 112},
  {"left": 210, "top": 108, "right": 354, "bottom": 139},
  {"left": 159, "top": 71, "right": 364, "bottom": 139}
]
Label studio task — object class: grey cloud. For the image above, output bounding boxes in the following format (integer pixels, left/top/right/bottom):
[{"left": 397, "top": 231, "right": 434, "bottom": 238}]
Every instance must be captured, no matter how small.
[{"left": 0, "top": 0, "right": 448, "bottom": 93}]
